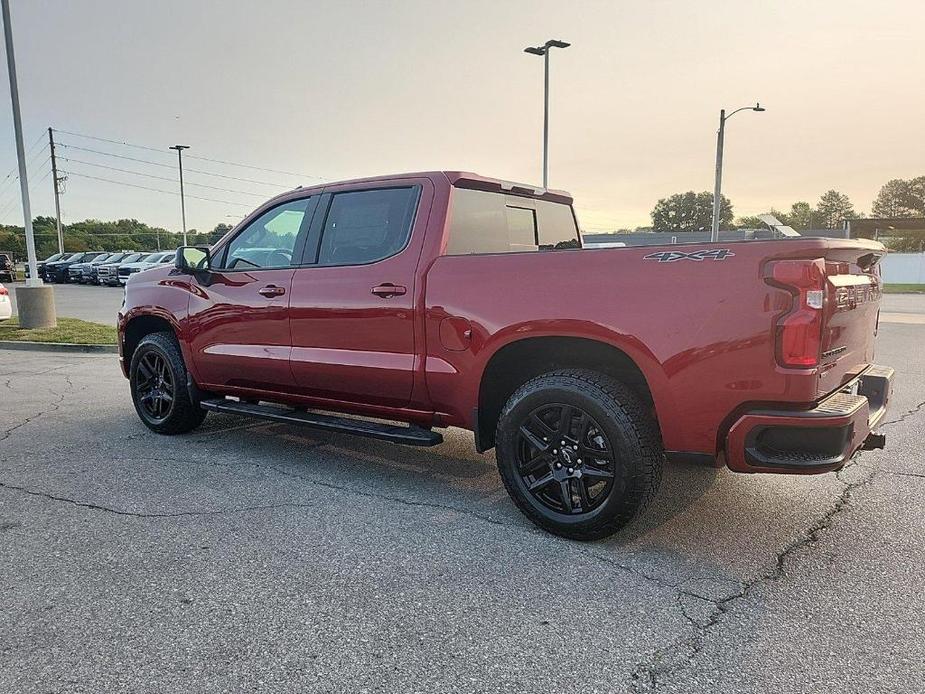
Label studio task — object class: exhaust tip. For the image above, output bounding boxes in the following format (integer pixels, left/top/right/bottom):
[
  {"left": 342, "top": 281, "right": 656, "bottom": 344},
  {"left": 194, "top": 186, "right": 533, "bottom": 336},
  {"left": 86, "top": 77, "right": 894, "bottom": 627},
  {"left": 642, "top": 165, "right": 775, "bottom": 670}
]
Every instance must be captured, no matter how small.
[{"left": 862, "top": 433, "right": 886, "bottom": 451}]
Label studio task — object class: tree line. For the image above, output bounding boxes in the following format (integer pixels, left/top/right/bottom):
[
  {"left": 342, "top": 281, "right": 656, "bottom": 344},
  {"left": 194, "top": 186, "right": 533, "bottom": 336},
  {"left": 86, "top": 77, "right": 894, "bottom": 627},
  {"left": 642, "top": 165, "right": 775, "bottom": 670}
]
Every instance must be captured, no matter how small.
[
  {"left": 0, "top": 217, "right": 234, "bottom": 260},
  {"left": 646, "top": 175, "right": 925, "bottom": 248}
]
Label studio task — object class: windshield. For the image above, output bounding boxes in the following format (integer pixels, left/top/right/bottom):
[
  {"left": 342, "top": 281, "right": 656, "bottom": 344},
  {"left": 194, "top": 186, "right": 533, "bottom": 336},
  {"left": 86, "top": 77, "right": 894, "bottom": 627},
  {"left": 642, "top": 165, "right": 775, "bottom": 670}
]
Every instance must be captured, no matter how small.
[
  {"left": 120, "top": 253, "right": 143, "bottom": 263},
  {"left": 63, "top": 253, "right": 83, "bottom": 262},
  {"left": 139, "top": 253, "right": 161, "bottom": 262},
  {"left": 91, "top": 254, "right": 113, "bottom": 264},
  {"left": 43, "top": 253, "right": 64, "bottom": 262}
]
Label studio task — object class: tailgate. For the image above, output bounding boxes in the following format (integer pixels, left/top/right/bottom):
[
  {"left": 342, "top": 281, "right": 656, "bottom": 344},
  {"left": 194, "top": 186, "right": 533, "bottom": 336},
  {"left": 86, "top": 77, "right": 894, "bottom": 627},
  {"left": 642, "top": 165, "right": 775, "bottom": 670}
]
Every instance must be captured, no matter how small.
[{"left": 819, "top": 247, "right": 883, "bottom": 395}]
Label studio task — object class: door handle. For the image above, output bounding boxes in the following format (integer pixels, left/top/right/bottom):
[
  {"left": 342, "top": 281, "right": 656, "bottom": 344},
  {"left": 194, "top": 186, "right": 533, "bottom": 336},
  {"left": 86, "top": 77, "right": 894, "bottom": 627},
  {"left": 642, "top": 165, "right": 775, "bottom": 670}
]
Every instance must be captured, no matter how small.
[
  {"left": 258, "top": 285, "right": 286, "bottom": 297},
  {"left": 371, "top": 283, "right": 407, "bottom": 298}
]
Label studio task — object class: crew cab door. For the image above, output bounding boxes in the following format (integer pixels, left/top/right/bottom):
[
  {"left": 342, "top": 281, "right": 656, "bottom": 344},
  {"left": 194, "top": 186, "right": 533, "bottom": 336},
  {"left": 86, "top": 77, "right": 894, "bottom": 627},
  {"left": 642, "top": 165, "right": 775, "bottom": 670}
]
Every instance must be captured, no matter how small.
[
  {"left": 288, "top": 180, "right": 431, "bottom": 408},
  {"left": 186, "top": 195, "right": 319, "bottom": 392}
]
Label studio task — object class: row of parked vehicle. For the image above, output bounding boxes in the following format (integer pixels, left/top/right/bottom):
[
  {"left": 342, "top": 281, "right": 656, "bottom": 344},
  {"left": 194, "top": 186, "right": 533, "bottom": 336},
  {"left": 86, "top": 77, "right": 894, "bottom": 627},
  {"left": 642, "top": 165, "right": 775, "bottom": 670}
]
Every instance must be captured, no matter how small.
[{"left": 28, "top": 250, "right": 176, "bottom": 286}]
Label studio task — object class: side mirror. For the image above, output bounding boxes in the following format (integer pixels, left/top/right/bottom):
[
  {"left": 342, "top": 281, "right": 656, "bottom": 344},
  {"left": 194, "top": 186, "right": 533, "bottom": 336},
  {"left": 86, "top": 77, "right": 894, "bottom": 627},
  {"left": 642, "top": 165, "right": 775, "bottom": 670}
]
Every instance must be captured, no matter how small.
[{"left": 175, "top": 246, "right": 211, "bottom": 273}]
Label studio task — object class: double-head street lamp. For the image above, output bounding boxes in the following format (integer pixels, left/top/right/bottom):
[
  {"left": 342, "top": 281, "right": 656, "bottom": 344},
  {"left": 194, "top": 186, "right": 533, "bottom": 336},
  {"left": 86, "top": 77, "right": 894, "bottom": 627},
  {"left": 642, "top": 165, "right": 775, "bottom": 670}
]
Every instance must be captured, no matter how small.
[
  {"left": 524, "top": 39, "right": 570, "bottom": 190},
  {"left": 170, "top": 144, "right": 190, "bottom": 246},
  {"left": 711, "top": 102, "right": 765, "bottom": 241}
]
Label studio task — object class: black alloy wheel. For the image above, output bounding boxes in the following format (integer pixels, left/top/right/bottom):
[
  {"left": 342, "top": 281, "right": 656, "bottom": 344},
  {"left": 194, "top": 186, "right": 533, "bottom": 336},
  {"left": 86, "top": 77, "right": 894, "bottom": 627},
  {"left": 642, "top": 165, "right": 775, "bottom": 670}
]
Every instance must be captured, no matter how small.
[
  {"left": 495, "top": 369, "right": 663, "bottom": 540},
  {"left": 135, "top": 351, "right": 175, "bottom": 423},
  {"left": 516, "top": 403, "right": 616, "bottom": 515},
  {"left": 129, "top": 332, "right": 207, "bottom": 434}
]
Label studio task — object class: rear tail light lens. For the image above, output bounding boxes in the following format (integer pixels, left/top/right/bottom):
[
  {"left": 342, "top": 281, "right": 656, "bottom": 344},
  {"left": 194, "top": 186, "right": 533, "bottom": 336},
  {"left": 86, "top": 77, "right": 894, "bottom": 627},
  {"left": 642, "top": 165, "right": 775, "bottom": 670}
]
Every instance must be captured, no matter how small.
[
  {"left": 767, "top": 259, "right": 826, "bottom": 368},
  {"left": 0, "top": 286, "right": 8, "bottom": 296}
]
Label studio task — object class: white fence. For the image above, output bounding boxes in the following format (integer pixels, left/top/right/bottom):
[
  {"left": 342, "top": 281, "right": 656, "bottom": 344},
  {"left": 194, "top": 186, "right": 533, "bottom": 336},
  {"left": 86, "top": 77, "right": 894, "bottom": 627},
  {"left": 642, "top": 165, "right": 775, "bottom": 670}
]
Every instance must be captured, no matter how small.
[{"left": 880, "top": 253, "right": 925, "bottom": 284}]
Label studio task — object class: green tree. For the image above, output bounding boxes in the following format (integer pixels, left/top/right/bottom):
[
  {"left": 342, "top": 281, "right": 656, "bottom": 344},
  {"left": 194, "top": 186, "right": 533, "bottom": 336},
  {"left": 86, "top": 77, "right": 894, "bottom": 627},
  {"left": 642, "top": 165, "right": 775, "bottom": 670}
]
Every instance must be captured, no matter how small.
[
  {"left": 734, "top": 215, "right": 765, "bottom": 229},
  {"left": 814, "top": 190, "right": 858, "bottom": 229},
  {"left": 784, "top": 201, "right": 815, "bottom": 231},
  {"left": 872, "top": 177, "right": 925, "bottom": 218},
  {"left": 210, "top": 223, "right": 234, "bottom": 243},
  {"left": 651, "top": 191, "right": 733, "bottom": 232}
]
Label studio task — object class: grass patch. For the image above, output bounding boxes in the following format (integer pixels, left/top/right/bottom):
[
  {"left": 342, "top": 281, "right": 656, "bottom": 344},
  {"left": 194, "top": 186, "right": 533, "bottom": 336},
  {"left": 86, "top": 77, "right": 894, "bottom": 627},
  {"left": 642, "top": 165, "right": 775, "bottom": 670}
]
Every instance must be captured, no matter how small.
[
  {"left": 883, "top": 283, "right": 925, "bottom": 294},
  {"left": 0, "top": 316, "right": 117, "bottom": 344}
]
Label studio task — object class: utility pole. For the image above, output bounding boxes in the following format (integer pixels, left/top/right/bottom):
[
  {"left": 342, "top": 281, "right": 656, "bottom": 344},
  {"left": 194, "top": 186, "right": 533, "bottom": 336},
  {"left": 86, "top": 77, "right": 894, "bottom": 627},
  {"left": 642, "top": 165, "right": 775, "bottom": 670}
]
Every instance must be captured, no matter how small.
[
  {"left": 524, "top": 39, "right": 570, "bottom": 190},
  {"left": 170, "top": 144, "right": 190, "bottom": 246},
  {"left": 48, "top": 127, "right": 64, "bottom": 253},
  {"left": 2, "top": 0, "right": 55, "bottom": 327}
]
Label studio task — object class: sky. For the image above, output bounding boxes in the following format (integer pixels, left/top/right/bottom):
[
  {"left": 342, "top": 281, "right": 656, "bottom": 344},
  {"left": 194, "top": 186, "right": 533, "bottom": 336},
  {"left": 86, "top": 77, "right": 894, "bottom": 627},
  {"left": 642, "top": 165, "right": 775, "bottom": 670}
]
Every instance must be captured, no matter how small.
[{"left": 0, "top": 0, "right": 923, "bottom": 235}]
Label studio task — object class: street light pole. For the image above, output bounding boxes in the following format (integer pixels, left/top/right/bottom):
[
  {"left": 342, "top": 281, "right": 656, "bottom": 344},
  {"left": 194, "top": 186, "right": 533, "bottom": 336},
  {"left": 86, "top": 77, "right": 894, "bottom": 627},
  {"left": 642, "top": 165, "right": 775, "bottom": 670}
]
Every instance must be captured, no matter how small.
[
  {"left": 2, "top": 0, "right": 55, "bottom": 327},
  {"left": 2, "top": 0, "right": 37, "bottom": 286},
  {"left": 525, "top": 39, "right": 570, "bottom": 190},
  {"left": 710, "top": 102, "right": 765, "bottom": 242},
  {"left": 170, "top": 144, "right": 190, "bottom": 246},
  {"left": 710, "top": 110, "right": 726, "bottom": 243}
]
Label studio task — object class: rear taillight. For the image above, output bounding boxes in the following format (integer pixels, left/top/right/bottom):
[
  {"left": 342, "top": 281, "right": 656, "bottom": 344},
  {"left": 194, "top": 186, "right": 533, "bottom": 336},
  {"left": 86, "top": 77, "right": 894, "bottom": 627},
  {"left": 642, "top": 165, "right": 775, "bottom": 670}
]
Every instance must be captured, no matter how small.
[
  {"left": 767, "top": 258, "right": 826, "bottom": 368},
  {"left": 0, "top": 286, "right": 8, "bottom": 296}
]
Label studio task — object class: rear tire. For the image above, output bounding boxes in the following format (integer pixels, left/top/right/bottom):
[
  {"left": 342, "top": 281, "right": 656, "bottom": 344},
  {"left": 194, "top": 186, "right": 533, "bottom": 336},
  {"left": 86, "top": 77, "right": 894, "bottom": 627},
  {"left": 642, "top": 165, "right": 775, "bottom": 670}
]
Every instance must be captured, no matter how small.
[
  {"left": 495, "top": 369, "right": 663, "bottom": 540},
  {"left": 130, "top": 331, "right": 207, "bottom": 435}
]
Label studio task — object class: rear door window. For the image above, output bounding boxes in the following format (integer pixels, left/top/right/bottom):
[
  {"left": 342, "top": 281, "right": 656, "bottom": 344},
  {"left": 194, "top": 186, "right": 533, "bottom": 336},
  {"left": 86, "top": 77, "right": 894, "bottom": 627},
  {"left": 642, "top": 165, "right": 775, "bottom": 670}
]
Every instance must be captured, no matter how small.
[{"left": 313, "top": 187, "right": 420, "bottom": 266}]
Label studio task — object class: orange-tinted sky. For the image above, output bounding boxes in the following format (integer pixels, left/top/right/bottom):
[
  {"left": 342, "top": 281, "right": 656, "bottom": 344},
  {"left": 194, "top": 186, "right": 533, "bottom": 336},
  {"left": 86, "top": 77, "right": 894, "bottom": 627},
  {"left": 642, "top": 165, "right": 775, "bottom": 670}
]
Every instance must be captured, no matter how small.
[{"left": 1, "top": 0, "right": 923, "bottom": 233}]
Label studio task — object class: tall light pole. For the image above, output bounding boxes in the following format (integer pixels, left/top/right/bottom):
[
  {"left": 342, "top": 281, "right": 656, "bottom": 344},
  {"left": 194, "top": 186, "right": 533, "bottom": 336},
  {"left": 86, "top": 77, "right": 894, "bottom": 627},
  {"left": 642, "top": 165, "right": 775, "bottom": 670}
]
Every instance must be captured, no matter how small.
[
  {"left": 170, "top": 144, "right": 190, "bottom": 246},
  {"left": 524, "top": 39, "right": 570, "bottom": 190},
  {"left": 711, "top": 102, "right": 765, "bottom": 242},
  {"left": 2, "top": 0, "right": 55, "bottom": 327}
]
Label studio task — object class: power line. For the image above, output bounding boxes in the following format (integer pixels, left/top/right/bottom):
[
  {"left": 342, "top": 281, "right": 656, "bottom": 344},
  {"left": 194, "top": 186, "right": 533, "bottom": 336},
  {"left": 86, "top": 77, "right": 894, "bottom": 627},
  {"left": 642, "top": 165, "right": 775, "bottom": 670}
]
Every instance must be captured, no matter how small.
[
  {"left": 0, "top": 129, "right": 50, "bottom": 195},
  {"left": 62, "top": 170, "right": 254, "bottom": 208},
  {"left": 52, "top": 127, "right": 326, "bottom": 180},
  {"left": 0, "top": 155, "right": 51, "bottom": 213},
  {"left": 60, "top": 157, "right": 269, "bottom": 198},
  {"left": 0, "top": 162, "right": 52, "bottom": 221},
  {"left": 57, "top": 143, "right": 299, "bottom": 188}
]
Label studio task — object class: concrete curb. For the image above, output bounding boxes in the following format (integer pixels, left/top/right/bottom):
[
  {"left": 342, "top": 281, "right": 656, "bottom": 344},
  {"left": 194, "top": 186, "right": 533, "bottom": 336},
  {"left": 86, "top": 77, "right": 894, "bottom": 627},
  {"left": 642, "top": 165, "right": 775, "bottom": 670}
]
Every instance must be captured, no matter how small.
[{"left": 0, "top": 341, "right": 117, "bottom": 354}]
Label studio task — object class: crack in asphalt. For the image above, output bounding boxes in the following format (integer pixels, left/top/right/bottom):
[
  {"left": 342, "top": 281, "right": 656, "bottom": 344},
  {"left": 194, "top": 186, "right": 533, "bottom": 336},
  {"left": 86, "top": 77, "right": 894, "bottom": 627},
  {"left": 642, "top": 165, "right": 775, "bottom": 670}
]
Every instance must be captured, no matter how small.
[
  {"left": 630, "top": 461, "right": 877, "bottom": 691},
  {"left": 629, "top": 396, "right": 925, "bottom": 691},
  {"left": 0, "top": 480, "right": 319, "bottom": 518},
  {"left": 872, "top": 469, "right": 925, "bottom": 480},
  {"left": 0, "top": 386, "right": 69, "bottom": 443},
  {"left": 881, "top": 398, "right": 925, "bottom": 427}
]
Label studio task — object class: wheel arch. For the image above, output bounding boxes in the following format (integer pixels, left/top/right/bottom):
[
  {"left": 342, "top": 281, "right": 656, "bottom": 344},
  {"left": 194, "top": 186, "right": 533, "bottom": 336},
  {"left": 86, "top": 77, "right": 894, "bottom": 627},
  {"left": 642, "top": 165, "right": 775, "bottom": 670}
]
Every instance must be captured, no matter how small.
[
  {"left": 121, "top": 310, "right": 183, "bottom": 371},
  {"left": 474, "top": 334, "right": 668, "bottom": 452}
]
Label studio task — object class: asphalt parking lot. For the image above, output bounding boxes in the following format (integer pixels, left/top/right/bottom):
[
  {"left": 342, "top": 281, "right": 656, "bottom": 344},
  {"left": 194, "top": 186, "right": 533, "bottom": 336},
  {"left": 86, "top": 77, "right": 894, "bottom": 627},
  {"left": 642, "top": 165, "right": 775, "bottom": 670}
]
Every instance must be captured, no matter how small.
[{"left": 1, "top": 298, "right": 924, "bottom": 693}]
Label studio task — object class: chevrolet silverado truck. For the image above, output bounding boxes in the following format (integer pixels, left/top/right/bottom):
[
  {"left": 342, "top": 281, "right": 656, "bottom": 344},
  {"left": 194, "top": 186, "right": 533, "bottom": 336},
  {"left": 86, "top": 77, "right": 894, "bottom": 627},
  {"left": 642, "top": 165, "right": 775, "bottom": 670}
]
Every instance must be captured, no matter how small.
[{"left": 118, "top": 171, "right": 892, "bottom": 539}]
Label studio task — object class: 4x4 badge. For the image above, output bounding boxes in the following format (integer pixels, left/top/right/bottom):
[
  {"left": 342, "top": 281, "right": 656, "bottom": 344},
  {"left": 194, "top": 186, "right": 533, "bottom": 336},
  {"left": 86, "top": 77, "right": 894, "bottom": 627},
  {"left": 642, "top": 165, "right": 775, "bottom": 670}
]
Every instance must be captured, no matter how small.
[{"left": 643, "top": 249, "right": 736, "bottom": 263}]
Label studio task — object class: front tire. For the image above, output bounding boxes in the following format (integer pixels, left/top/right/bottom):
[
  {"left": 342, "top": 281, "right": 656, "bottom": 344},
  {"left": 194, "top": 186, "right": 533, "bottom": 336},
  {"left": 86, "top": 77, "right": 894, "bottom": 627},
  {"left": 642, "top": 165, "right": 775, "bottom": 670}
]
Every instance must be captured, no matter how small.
[
  {"left": 495, "top": 369, "right": 663, "bottom": 540},
  {"left": 130, "top": 331, "right": 207, "bottom": 435}
]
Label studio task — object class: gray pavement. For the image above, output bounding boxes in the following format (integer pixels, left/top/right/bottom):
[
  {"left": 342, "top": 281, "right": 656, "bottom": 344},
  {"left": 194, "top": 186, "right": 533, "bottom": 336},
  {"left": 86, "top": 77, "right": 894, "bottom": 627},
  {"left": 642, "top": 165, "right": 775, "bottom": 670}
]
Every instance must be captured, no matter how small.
[{"left": 1, "top": 299, "right": 924, "bottom": 692}]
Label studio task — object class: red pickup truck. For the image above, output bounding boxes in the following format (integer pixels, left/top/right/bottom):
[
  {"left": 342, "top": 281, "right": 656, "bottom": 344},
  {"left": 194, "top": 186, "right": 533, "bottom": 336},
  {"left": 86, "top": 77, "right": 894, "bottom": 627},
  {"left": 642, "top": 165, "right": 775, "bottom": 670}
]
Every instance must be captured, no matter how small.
[{"left": 119, "top": 171, "right": 892, "bottom": 539}]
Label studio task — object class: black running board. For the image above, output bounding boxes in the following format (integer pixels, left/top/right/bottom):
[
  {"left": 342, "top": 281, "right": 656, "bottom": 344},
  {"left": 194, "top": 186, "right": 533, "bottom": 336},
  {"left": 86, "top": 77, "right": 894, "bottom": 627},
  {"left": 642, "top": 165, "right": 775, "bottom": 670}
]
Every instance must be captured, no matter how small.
[{"left": 200, "top": 398, "right": 443, "bottom": 447}]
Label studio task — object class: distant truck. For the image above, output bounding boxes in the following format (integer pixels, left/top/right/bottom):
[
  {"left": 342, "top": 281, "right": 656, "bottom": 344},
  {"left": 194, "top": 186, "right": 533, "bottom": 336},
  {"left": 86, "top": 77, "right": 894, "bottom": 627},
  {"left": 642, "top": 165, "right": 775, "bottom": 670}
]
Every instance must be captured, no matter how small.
[{"left": 118, "top": 171, "right": 893, "bottom": 539}]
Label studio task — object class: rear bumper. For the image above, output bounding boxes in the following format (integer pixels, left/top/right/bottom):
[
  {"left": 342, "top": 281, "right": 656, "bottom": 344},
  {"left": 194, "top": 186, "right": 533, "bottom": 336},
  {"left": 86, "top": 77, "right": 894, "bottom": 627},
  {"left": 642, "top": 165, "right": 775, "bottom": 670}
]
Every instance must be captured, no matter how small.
[{"left": 725, "top": 365, "right": 893, "bottom": 474}]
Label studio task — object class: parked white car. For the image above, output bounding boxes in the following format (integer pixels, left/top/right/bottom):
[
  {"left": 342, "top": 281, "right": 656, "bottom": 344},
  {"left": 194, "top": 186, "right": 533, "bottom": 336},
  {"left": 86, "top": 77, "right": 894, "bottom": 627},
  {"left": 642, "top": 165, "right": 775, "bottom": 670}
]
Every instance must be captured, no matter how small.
[
  {"left": 0, "top": 283, "right": 12, "bottom": 321},
  {"left": 117, "top": 251, "right": 175, "bottom": 285}
]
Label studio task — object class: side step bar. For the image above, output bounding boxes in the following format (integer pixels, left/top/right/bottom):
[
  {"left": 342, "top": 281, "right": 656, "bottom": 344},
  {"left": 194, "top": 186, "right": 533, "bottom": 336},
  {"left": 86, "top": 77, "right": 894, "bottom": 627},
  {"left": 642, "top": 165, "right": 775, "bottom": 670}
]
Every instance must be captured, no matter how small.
[{"left": 199, "top": 398, "right": 443, "bottom": 447}]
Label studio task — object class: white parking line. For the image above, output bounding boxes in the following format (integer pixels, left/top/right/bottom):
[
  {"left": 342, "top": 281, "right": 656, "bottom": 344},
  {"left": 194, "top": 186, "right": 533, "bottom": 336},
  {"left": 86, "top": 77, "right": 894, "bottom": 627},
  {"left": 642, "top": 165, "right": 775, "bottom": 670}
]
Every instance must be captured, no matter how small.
[{"left": 880, "top": 312, "right": 925, "bottom": 325}]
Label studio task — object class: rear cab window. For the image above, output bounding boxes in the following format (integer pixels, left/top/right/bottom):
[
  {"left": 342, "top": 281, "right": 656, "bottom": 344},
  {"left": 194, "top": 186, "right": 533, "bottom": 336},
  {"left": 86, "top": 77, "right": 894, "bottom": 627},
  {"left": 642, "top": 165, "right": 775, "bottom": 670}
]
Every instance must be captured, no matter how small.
[{"left": 445, "top": 187, "right": 580, "bottom": 255}]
